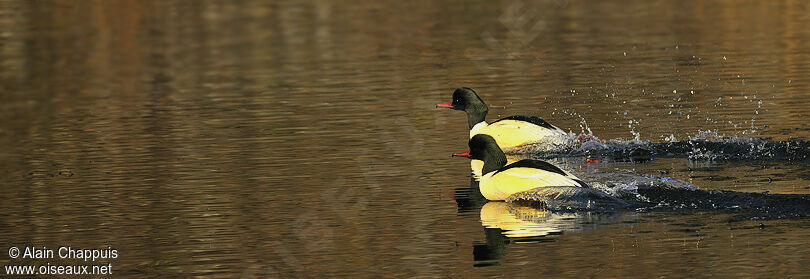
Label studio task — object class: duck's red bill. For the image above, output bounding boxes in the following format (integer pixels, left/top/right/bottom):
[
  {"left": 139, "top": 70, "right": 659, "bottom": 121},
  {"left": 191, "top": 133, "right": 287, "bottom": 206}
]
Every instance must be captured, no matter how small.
[
  {"left": 436, "top": 103, "right": 454, "bottom": 108},
  {"left": 452, "top": 151, "right": 471, "bottom": 158}
]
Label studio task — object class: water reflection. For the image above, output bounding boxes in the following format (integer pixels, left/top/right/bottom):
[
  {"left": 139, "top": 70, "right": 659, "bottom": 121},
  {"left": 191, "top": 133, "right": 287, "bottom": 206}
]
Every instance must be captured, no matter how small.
[
  {"left": 453, "top": 178, "right": 487, "bottom": 214},
  {"left": 2, "top": 0, "right": 810, "bottom": 277},
  {"left": 473, "top": 200, "right": 622, "bottom": 267},
  {"left": 480, "top": 202, "right": 620, "bottom": 238}
]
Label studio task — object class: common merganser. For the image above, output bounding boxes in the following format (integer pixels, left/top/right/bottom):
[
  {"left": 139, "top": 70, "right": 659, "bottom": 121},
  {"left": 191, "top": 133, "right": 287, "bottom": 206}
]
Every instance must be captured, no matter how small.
[
  {"left": 438, "top": 87, "right": 574, "bottom": 177},
  {"left": 454, "top": 134, "right": 587, "bottom": 201},
  {"left": 436, "top": 87, "right": 572, "bottom": 153}
]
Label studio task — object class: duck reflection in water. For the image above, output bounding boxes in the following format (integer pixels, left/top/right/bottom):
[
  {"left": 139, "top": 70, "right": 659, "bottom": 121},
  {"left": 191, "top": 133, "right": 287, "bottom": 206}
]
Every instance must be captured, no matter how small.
[
  {"left": 450, "top": 157, "right": 623, "bottom": 267},
  {"left": 471, "top": 201, "right": 621, "bottom": 267}
]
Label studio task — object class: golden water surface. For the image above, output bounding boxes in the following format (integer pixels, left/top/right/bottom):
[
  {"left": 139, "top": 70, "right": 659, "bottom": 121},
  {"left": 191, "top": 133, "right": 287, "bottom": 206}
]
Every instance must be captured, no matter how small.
[{"left": 1, "top": 1, "right": 809, "bottom": 278}]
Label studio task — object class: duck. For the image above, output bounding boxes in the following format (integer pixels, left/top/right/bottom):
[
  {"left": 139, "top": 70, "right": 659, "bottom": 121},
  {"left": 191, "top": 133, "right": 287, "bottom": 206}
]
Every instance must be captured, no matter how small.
[
  {"left": 437, "top": 87, "right": 575, "bottom": 178},
  {"left": 454, "top": 134, "right": 588, "bottom": 201},
  {"left": 436, "top": 87, "right": 573, "bottom": 153}
]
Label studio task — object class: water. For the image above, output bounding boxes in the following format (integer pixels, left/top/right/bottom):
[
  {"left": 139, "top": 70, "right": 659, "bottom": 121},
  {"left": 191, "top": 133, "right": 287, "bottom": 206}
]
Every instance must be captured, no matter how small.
[{"left": 1, "top": 1, "right": 809, "bottom": 278}]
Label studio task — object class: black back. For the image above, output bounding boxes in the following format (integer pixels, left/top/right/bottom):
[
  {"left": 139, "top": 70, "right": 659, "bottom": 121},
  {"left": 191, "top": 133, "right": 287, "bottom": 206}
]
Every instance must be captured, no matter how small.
[
  {"left": 492, "top": 115, "right": 558, "bottom": 130},
  {"left": 496, "top": 159, "right": 588, "bottom": 187},
  {"left": 496, "top": 159, "right": 567, "bottom": 175}
]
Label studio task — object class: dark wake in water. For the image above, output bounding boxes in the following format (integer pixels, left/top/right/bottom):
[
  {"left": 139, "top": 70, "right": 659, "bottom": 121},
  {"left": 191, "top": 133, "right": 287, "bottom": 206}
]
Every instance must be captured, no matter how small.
[
  {"left": 559, "top": 132, "right": 810, "bottom": 161},
  {"left": 633, "top": 187, "right": 810, "bottom": 219},
  {"left": 606, "top": 174, "right": 810, "bottom": 219},
  {"left": 648, "top": 137, "right": 810, "bottom": 161},
  {"left": 478, "top": 132, "right": 810, "bottom": 219},
  {"left": 504, "top": 173, "right": 810, "bottom": 219}
]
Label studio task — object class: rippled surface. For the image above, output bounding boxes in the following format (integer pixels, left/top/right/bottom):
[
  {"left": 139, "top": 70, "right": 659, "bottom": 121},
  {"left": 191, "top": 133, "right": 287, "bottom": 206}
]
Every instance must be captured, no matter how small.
[{"left": 1, "top": 1, "right": 809, "bottom": 277}]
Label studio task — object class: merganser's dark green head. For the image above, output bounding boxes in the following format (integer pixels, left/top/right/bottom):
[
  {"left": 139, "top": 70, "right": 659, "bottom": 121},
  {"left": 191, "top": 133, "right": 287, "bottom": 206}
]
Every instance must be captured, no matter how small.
[
  {"left": 466, "top": 134, "right": 507, "bottom": 174},
  {"left": 436, "top": 87, "right": 488, "bottom": 129}
]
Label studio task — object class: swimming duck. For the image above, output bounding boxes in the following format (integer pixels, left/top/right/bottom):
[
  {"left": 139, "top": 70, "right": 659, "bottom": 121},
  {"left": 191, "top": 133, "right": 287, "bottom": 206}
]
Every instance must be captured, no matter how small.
[
  {"left": 438, "top": 88, "right": 574, "bottom": 178},
  {"left": 436, "top": 87, "right": 572, "bottom": 153},
  {"left": 454, "top": 134, "right": 588, "bottom": 201}
]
